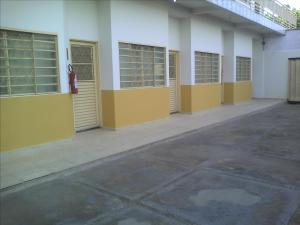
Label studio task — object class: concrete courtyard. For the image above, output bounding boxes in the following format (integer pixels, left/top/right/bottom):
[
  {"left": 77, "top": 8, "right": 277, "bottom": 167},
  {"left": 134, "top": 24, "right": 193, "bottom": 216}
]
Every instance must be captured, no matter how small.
[{"left": 1, "top": 103, "right": 300, "bottom": 225}]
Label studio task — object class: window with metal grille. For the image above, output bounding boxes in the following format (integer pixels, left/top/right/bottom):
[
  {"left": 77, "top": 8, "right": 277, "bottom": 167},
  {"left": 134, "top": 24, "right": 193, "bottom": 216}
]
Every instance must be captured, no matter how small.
[
  {"left": 169, "top": 53, "right": 176, "bottom": 79},
  {"left": 195, "top": 52, "right": 219, "bottom": 83},
  {"left": 236, "top": 56, "right": 251, "bottom": 81},
  {"left": 71, "top": 45, "right": 94, "bottom": 81},
  {"left": 0, "top": 29, "right": 59, "bottom": 96},
  {"left": 119, "top": 42, "right": 165, "bottom": 88}
]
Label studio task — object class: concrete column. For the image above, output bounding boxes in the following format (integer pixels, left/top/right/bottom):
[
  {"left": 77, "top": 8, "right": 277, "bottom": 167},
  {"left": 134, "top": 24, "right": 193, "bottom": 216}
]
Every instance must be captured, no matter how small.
[
  {"left": 223, "top": 31, "right": 236, "bottom": 83},
  {"left": 179, "top": 18, "right": 193, "bottom": 85},
  {"left": 252, "top": 38, "right": 265, "bottom": 98},
  {"left": 98, "top": 0, "right": 115, "bottom": 90},
  {"left": 222, "top": 31, "right": 253, "bottom": 104}
]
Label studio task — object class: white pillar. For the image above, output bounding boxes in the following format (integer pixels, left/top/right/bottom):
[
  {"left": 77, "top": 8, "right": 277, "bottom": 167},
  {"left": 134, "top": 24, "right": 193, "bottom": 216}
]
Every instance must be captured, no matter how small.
[
  {"left": 99, "top": 0, "right": 115, "bottom": 90},
  {"left": 223, "top": 31, "right": 236, "bottom": 83},
  {"left": 252, "top": 38, "right": 265, "bottom": 98},
  {"left": 179, "top": 18, "right": 193, "bottom": 85}
]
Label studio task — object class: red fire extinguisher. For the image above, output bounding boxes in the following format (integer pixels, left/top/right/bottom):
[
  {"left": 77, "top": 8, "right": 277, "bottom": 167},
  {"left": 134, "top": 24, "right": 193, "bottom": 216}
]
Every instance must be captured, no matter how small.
[{"left": 68, "top": 64, "right": 78, "bottom": 94}]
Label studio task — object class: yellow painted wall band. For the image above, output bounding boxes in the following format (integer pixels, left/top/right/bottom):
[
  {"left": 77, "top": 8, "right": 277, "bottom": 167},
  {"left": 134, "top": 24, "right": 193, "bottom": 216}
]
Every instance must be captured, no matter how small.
[
  {"left": 0, "top": 94, "right": 74, "bottom": 151},
  {"left": 102, "top": 87, "right": 170, "bottom": 128},
  {"left": 181, "top": 83, "right": 221, "bottom": 113},
  {"left": 223, "top": 81, "right": 252, "bottom": 104}
]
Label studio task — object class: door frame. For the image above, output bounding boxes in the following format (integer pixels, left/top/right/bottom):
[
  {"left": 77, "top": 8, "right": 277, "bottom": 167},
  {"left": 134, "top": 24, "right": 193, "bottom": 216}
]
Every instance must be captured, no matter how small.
[
  {"left": 70, "top": 39, "right": 102, "bottom": 131},
  {"left": 169, "top": 50, "right": 181, "bottom": 113},
  {"left": 221, "top": 55, "right": 225, "bottom": 104}
]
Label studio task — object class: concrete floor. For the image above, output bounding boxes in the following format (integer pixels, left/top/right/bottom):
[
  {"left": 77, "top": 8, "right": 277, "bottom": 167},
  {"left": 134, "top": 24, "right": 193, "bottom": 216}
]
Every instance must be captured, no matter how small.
[
  {"left": 0, "top": 99, "right": 282, "bottom": 189},
  {"left": 1, "top": 103, "right": 300, "bottom": 225}
]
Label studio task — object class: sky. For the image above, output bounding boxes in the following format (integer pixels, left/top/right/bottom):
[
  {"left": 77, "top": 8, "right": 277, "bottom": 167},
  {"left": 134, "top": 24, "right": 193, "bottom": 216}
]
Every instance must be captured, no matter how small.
[{"left": 278, "top": 0, "right": 300, "bottom": 9}]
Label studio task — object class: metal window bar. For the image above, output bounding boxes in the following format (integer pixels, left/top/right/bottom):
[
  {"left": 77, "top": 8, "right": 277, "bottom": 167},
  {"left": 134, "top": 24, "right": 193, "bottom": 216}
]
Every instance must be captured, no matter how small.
[
  {"left": 32, "top": 34, "right": 37, "bottom": 94},
  {"left": 195, "top": 51, "right": 219, "bottom": 84},
  {"left": 0, "top": 29, "right": 59, "bottom": 96},
  {"left": 119, "top": 42, "right": 165, "bottom": 88},
  {"left": 236, "top": 56, "right": 251, "bottom": 81},
  {"left": 5, "top": 32, "right": 11, "bottom": 95}
]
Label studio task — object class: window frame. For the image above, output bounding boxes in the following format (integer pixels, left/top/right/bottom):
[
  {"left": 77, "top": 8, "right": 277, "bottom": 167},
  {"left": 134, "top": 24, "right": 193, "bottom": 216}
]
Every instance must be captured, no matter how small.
[
  {"left": 195, "top": 51, "right": 220, "bottom": 84},
  {"left": 118, "top": 41, "right": 166, "bottom": 89},
  {"left": 236, "top": 56, "right": 251, "bottom": 82},
  {"left": 0, "top": 28, "right": 60, "bottom": 97}
]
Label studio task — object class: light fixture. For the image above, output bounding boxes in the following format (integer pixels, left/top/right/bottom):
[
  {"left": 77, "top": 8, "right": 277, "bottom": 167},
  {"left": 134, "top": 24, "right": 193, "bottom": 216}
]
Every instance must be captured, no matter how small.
[{"left": 174, "top": 0, "right": 176, "bottom": 2}]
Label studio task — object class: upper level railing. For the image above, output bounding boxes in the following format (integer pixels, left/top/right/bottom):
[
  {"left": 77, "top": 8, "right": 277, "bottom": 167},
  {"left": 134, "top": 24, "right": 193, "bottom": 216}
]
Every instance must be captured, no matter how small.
[{"left": 236, "top": 0, "right": 297, "bottom": 29}]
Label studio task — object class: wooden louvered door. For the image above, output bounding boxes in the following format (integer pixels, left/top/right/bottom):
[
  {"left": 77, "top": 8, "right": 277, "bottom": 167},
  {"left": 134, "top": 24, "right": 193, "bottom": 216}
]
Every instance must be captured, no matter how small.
[
  {"left": 169, "top": 51, "right": 179, "bottom": 113},
  {"left": 71, "top": 41, "right": 99, "bottom": 131}
]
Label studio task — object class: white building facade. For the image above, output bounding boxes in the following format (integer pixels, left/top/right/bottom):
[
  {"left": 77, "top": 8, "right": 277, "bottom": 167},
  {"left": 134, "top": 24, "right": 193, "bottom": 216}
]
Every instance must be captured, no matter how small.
[{"left": 0, "top": 0, "right": 298, "bottom": 151}]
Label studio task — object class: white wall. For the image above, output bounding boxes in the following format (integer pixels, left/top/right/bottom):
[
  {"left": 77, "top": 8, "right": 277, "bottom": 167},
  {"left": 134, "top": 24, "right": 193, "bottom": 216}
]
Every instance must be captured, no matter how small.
[
  {"left": 64, "top": 0, "right": 105, "bottom": 90},
  {"left": 110, "top": 0, "right": 169, "bottom": 89},
  {"left": 168, "top": 17, "right": 181, "bottom": 51},
  {"left": 111, "top": 0, "right": 168, "bottom": 47},
  {"left": 0, "top": 0, "right": 109, "bottom": 93},
  {"left": 263, "top": 30, "right": 300, "bottom": 99},
  {"left": 223, "top": 31, "right": 236, "bottom": 82},
  {"left": 180, "top": 19, "right": 193, "bottom": 85},
  {"left": 189, "top": 16, "right": 224, "bottom": 84},
  {"left": 252, "top": 38, "right": 264, "bottom": 98},
  {"left": 222, "top": 30, "right": 255, "bottom": 83},
  {"left": 0, "top": 0, "right": 115, "bottom": 91},
  {"left": 64, "top": 0, "right": 100, "bottom": 42},
  {"left": 191, "top": 16, "right": 223, "bottom": 55},
  {"left": 0, "top": 0, "right": 69, "bottom": 93},
  {"left": 2, "top": 0, "right": 276, "bottom": 97},
  {"left": 265, "top": 30, "right": 300, "bottom": 51},
  {"left": 264, "top": 50, "right": 300, "bottom": 98},
  {"left": 235, "top": 31, "right": 253, "bottom": 58},
  {"left": 0, "top": 0, "right": 64, "bottom": 33},
  {"left": 235, "top": 31, "right": 253, "bottom": 82},
  {"left": 98, "top": 0, "right": 114, "bottom": 90}
]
